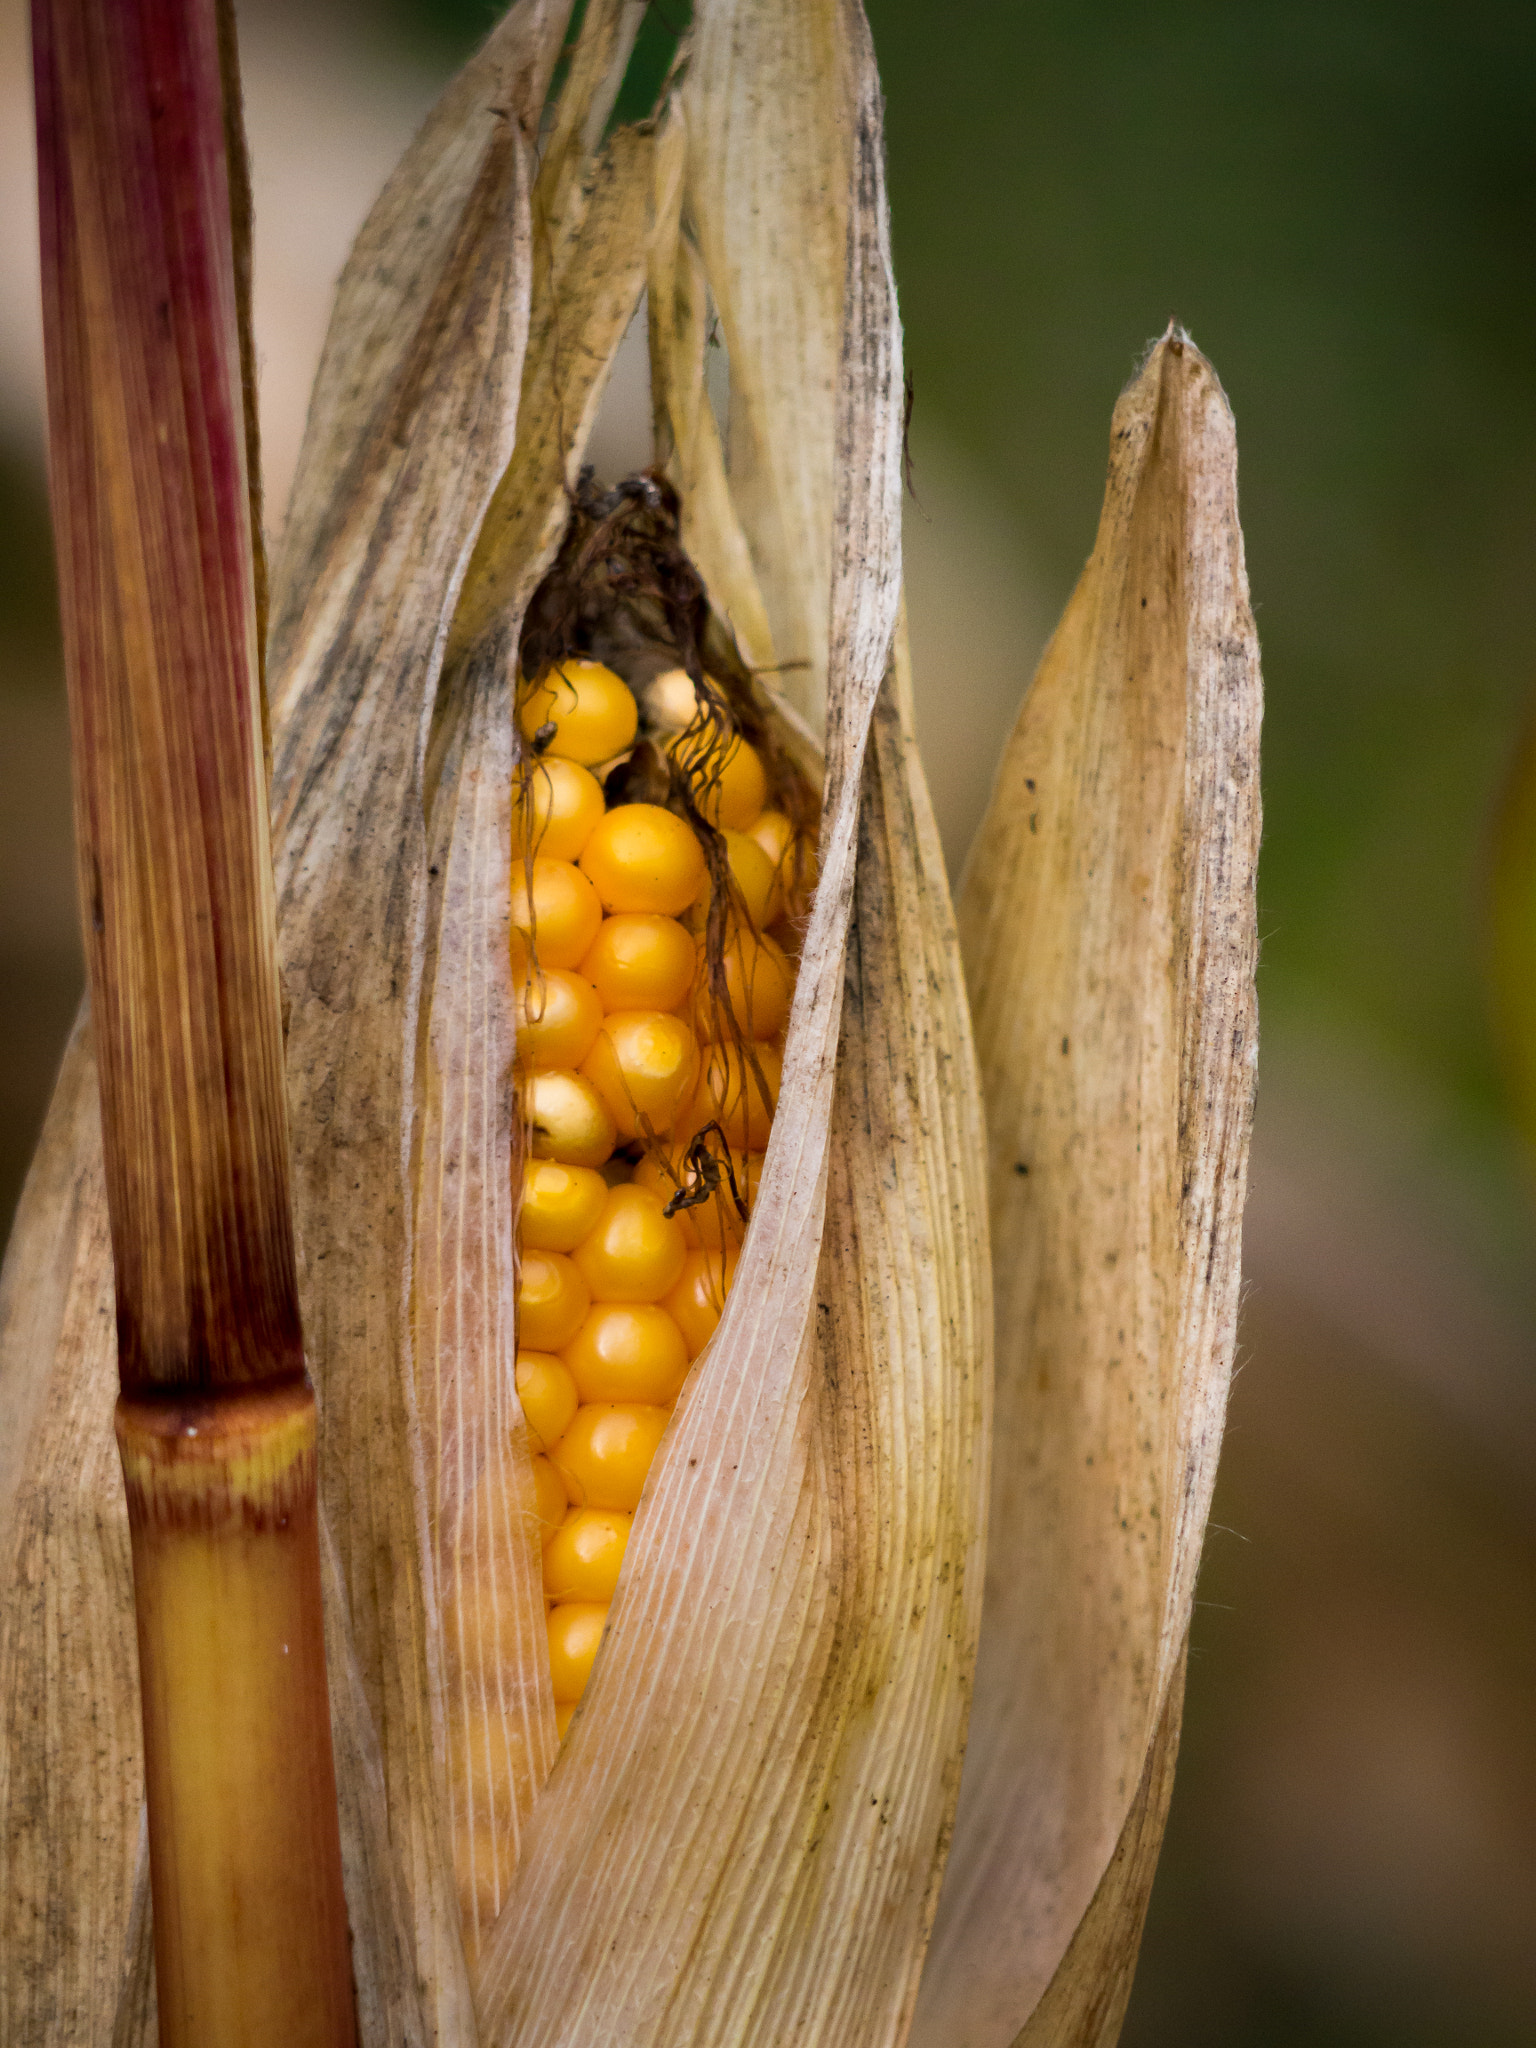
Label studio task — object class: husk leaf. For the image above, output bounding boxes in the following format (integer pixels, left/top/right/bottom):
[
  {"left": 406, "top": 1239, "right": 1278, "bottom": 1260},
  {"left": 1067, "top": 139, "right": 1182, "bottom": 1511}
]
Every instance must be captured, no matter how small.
[
  {"left": 910, "top": 331, "right": 1261, "bottom": 2048},
  {"left": 0, "top": 1019, "right": 134, "bottom": 2048},
  {"left": 679, "top": 0, "right": 852, "bottom": 727},
  {"left": 263, "top": 2, "right": 567, "bottom": 2028},
  {"left": 647, "top": 112, "right": 777, "bottom": 674}
]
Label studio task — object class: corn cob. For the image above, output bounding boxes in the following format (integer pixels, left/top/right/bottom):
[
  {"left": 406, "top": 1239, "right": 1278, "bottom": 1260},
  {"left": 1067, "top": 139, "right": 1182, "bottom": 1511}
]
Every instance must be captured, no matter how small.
[
  {"left": 508, "top": 566, "right": 816, "bottom": 1742},
  {"left": 432, "top": 481, "right": 820, "bottom": 1930}
]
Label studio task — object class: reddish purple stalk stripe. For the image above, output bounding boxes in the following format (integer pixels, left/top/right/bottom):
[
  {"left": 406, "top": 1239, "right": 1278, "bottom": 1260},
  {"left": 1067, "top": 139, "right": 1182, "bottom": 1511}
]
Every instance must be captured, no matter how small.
[{"left": 33, "top": 0, "right": 302, "bottom": 1391}]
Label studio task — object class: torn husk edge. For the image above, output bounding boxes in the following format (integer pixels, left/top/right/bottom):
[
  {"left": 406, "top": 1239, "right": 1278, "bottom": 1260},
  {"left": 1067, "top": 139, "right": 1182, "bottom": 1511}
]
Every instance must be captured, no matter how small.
[{"left": 911, "top": 329, "right": 1261, "bottom": 2048}]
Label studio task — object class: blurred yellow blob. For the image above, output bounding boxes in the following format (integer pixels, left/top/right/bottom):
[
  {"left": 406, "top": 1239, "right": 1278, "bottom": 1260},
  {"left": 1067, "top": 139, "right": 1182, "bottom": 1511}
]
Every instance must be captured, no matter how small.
[
  {"left": 645, "top": 666, "right": 702, "bottom": 730},
  {"left": 748, "top": 807, "right": 818, "bottom": 925}
]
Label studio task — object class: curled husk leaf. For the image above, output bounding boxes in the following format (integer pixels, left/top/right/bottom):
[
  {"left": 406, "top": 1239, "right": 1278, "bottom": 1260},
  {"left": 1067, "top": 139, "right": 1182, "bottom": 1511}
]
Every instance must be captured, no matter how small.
[
  {"left": 911, "top": 330, "right": 1261, "bottom": 2048},
  {"left": 0, "top": 4, "right": 1259, "bottom": 2045}
]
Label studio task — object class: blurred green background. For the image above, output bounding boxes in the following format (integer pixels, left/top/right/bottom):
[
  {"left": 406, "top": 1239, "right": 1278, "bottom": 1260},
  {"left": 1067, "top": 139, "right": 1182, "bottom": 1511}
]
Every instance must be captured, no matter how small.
[{"left": 2, "top": 1, "right": 1534, "bottom": 2041}]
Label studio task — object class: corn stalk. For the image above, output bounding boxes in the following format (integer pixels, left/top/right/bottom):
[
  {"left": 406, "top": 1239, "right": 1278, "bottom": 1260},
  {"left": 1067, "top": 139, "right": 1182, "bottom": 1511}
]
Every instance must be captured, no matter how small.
[
  {"left": 19, "top": 1, "right": 352, "bottom": 2042},
  {"left": 0, "top": 3, "right": 1261, "bottom": 2045}
]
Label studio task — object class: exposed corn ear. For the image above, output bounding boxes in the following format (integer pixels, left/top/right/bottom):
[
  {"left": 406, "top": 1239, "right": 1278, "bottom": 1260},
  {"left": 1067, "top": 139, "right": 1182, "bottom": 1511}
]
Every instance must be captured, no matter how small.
[
  {"left": 469, "top": 10, "right": 991, "bottom": 2043},
  {"left": 911, "top": 330, "right": 1262, "bottom": 2048}
]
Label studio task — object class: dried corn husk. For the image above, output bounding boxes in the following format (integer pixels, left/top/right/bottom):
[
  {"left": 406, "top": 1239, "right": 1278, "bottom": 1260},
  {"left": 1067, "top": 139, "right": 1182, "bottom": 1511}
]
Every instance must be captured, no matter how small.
[
  {"left": 0, "top": 5, "right": 1259, "bottom": 2046},
  {"left": 912, "top": 329, "right": 1261, "bottom": 2048}
]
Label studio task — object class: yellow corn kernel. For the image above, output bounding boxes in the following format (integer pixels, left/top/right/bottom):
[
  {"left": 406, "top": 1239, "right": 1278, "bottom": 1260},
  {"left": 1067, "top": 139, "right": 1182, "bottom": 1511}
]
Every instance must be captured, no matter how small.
[
  {"left": 644, "top": 666, "right": 703, "bottom": 730},
  {"left": 680, "top": 1040, "right": 782, "bottom": 1152},
  {"left": 513, "top": 966, "right": 603, "bottom": 1069},
  {"left": 580, "top": 1010, "right": 700, "bottom": 1142},
  {"left": 515, "top": 1350, "right": 580, "bottom": 1452},
  {"left": 508, "top": 697, "right": 802, "bottom": 1752},
  {"left": 669, "top": 728, "right": 767, "bottom": 831},
  {"left": 581, "top": 912, "right": 696, "bottom": 1013},
  {"left": 550, "top": 1403, "right": 670, "bottom": 1512},
  {"left": 689, "top": 830, "right": 778, "bottom": 934},
  {"left": 513, "top": 756, "right": 607, "bottom": 862},
  {"left": 563, "top": 1303, "right": 689, "bottom": 1404},
  {"left": 747, "top": 806, "right": 793, "bottom": 872},
  {"left": 519, "top": 659, "right": 637, "bottom": 766},
  {"left": 692, "top": 926, "right": 792, "bottom": 1044},
  {"left": 519, "top": 1161, "right": 609, "bottom": 1252},
  {"left": 664, "top": 1247, "right": 741, "bottom": 1360},
  {"left": 510, "top": 857, "right": 603, "bottom": 969},
  {"left": 546, "top": 1600, "right": 609, "bottom": 1705},
  {"left": 517, "top": 1249, "right": 591, "bottom": 1351},
  {"left": 749, "top": 807, "right": 818, "bottom": 926},
  {"left": 542, "top": 1508, "right": 632, "bottom": 1604},
  {"left": 570, "top": 1184, "right": 687, "bottom": 1304},
  {"left": 525, "top": 1069, "right": 617, "bottom": 1168},
  {"left": 579, "top": 804, "right": 706, "bottom": 916}
]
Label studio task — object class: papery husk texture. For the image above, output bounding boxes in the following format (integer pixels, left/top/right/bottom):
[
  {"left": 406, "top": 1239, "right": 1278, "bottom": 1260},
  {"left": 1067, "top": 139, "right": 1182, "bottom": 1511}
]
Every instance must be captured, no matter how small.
[{"left": 910, "top": 330, "right": 1261, "bottom": 2048}]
